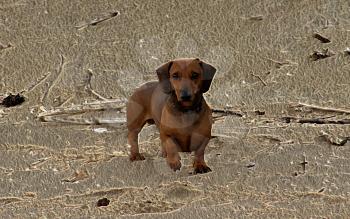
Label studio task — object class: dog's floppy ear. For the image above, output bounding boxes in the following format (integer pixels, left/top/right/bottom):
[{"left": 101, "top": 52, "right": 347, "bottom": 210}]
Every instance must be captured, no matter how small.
[
  {"left": 199, "top": 60, "right": 216, "bottom": 93},
  {"left": 156, "top": 61, "right": 173, "bottom": 94}
]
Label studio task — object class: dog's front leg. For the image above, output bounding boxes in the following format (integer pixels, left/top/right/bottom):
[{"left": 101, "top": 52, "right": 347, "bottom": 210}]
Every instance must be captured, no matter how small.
[
  {"left": 193, "top": 137, "right": 211, "bottom": 174},
  {"left": 160, "top": 134, "right": 181, "bottom": 171}
]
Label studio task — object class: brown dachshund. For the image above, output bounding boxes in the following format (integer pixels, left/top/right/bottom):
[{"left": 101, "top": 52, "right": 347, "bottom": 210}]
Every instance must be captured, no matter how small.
[{"left": 126, "top": 58, "right": 216, "bottom": 173}]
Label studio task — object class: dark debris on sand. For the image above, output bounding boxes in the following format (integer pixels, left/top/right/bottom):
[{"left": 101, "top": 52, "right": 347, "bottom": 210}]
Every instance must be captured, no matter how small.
[
  {"left": 97, "top": 198, "right": 110, "bottom": 207},
  {"left": 310, "top": 49, "right": 335, "bottom": 61},
  {"left": 313, "top": 33, "right": 331, "bottom": 43},
  {"left": 0, "top": 93, "right": 25, "bottom": 107}
]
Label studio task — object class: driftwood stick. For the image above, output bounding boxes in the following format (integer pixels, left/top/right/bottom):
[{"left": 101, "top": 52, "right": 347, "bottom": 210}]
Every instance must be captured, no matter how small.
[
  {"left": 39, "top": 115, "right": 126, "bottom": 125},
  {"left": 37, "top": 99, "right": 127, "bottom": 118}
]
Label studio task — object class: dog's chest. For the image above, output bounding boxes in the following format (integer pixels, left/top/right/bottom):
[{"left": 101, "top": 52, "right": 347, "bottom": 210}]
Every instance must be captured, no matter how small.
[
  {"left": 166, "top": 111, "right": 200, "bottom": 130},
  {"left": 161, "top": 111, "right": 204, "bottom": 151}
]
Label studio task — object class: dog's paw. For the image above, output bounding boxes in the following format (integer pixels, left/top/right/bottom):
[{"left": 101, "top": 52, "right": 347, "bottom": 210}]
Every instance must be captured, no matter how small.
[
  {"left": 168, "top": 160, "right": 182, "bottom": 172},
  {"left": 129, "top": 153, "right": 145, "bottom": 161},
  {"left": 194, "top": 165, "right": 212, "bottom": 174}
]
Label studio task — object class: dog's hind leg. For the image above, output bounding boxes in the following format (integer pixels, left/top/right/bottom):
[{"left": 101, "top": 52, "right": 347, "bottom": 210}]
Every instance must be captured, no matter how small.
[
  {"left": 127, "top": 99, "right": 148, "bottom": 161},
  {"left": 128, "top": 129, "right": 145, "bottom": 161}
]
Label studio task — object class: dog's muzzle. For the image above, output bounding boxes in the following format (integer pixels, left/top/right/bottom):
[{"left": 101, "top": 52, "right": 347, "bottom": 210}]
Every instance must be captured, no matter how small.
[{"left": 180, "top": 90, "right": 192, "bottom": 101}]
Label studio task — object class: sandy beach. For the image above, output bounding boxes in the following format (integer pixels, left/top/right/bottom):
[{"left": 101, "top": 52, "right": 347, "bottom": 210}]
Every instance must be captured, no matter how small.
[{"left": 1, "top": 0, "right": 350, "bottom": 218}]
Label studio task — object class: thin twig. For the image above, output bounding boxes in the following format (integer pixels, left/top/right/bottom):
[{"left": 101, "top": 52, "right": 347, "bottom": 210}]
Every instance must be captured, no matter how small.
[
  {"left": 85, "top": 69, "right": 109, "bottom": 101},
  {"left": 56, "top": 96, "right": 73, "bottom": 107},
  {"left": 251, "top": 73, "right": 267, "bottom": 86},
  {"left": 248, "top": 15, "right": 264, "bottom": 21},
  {"left": 76, "top": 11, "right": 119, "bottom": 30},
  {"left": 252, "top": 134, "right": 285, "bottom": 144},
  {"left": 264, "top": 58, "right": 297, "bottom": 68},
  {"left": 212, "top": 108, "right": 244, "bottom": 117},
  {"left": 291, "top": 102, "right": 350, "bottom": 114},
  {"left": 281, "top": 116, "right": 350, "bottom": 124},
  {"left": 300, "top": 154, "right": 308, "bottom": 173},
  {"left": 31, "top": 157, "right": 51, "bottom": 168},
  {"left": 298, "top": 118, "right": 350, "bottom": 124},
  {"left": 26, "top": 72, "right": 51, "bottom": 92},
  {"left": 41, "top": 55, "right": 65, "bottom": 103}
]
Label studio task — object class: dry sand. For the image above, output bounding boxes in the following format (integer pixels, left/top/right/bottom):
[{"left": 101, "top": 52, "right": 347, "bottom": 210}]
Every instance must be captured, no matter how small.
[{"left": 1, "top": 0, "right": 350, "bottom": 218}]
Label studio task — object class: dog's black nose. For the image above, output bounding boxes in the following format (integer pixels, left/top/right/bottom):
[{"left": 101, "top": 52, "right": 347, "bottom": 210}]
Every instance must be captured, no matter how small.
[{"left": 180, "top": 90, "right": 192, "bottom": 101}]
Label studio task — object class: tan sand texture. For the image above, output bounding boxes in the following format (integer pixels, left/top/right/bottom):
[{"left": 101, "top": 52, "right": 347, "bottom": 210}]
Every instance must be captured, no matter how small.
[{"left": 1, "top": 0, "right": 350, "bottom": 218}]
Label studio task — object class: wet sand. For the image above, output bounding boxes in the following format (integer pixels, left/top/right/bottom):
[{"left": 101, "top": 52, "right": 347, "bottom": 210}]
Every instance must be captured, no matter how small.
[{"left": 1, "top": 0, "right": 350, "bottom": 218}]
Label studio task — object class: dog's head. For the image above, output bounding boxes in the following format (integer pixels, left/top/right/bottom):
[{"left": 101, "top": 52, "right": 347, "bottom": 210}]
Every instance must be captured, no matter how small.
[{"left": 156, "top": 58, "right": 216, "bottom": 107}]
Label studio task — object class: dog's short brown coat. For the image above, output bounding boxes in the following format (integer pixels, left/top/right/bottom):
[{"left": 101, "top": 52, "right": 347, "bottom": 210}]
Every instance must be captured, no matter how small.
[{"left": 127, "top": 58, "right": 216, "bottom": 173}]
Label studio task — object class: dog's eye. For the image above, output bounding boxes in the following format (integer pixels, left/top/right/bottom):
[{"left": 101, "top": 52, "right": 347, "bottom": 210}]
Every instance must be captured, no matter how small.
[
  {"left": 191, "top": 72, "right": 199, "bottom": 80},
  {"left": 172, "top": 73, "right": 180, "bottom": 80}
]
